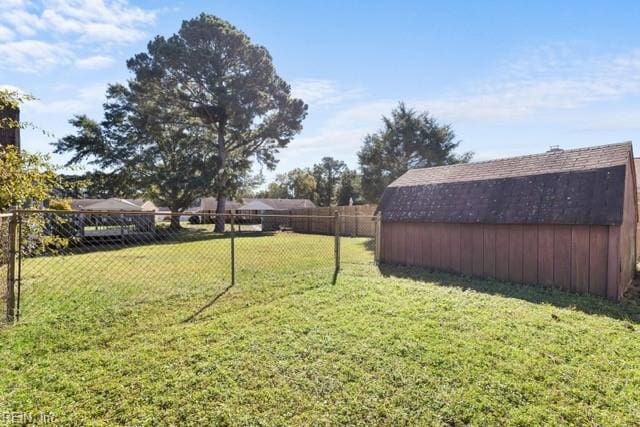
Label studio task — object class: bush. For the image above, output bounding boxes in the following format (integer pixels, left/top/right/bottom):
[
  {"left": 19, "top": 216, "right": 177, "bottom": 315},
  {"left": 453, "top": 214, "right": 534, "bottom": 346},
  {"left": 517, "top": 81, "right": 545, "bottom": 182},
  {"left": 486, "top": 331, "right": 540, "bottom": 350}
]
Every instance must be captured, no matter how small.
[{"left": 188, "top": 215, "right": 201, "bottom": 224}]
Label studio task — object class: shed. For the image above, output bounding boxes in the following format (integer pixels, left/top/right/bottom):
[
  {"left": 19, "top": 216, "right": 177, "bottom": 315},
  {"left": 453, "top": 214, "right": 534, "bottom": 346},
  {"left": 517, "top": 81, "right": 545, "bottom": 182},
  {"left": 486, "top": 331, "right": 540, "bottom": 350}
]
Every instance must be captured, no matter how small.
[
  {"left": 378, "top": 142, "right": 637, "bottom": 300},
  {"left": 636, "top": 158, "right": 640, "bottom": 262}
]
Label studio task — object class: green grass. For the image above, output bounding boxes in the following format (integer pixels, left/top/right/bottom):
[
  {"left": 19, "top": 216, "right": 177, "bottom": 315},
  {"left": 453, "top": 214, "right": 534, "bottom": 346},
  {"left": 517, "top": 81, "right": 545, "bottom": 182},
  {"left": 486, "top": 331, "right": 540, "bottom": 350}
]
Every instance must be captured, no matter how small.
[{"left": 1, "top": 231, "right": 639, "bottom": 425}]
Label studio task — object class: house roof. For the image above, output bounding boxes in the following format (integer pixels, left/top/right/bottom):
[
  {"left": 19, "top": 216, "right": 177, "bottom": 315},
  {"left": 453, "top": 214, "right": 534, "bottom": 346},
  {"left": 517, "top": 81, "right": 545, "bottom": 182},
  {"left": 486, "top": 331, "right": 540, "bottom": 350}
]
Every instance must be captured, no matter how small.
[
  {"left": 243, "top": 198, "right": 316, "bottom": 210},
  {"left": 201, "top": 197, "right": 315, "bottom": 211},
  {"left": 238, "top": 200, "right": 276, "bottom": 211},
  {"left": 70, "top": 198, "right": 156, "bottom": 211},
  {"left": 379, "top": 142, "right": 633, "bottom": 226}
]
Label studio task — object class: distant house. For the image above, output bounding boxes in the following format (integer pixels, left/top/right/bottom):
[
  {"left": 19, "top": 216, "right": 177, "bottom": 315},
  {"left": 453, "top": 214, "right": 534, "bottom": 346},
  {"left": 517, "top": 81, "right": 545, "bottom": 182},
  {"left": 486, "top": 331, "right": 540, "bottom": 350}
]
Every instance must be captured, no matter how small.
[
  {"left": 200, "top": 197, "right": 315, "bottom": 213},
  {"left": 70, "top": 198, "right": 157, "bottom": 212},
  {"left": 200, "top": 197, "right": 316, "bottom": 229},
  {"left": 69, "top": 198, "right": 158, "bottom": 238},
  {"left": 378, "top": 142, "right": 637, "bottom": 301}
]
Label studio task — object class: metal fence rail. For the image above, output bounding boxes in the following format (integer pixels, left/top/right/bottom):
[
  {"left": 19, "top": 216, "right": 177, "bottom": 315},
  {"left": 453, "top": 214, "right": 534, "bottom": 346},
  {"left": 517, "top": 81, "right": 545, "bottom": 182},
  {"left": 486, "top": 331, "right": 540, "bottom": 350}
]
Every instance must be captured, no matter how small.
[{"left": 1, "top": 210, "right": 378, "bottom": 326}]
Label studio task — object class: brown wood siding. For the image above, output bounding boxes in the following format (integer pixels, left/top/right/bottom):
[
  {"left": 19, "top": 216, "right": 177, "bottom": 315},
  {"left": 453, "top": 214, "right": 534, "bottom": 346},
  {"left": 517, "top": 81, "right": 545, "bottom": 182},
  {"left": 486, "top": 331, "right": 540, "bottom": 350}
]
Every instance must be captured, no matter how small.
[
  {"left": 523, "top": 226, "right": 539, "bottom": 285},
  {"left": 571, "top": 225, "right": 590, "bottom": 294},
  {"left": 619, "top": 157, "right": 637, "bottom": 296},
  {"left": 589, "top": 226, "right": 609, "bottom": 297},
  {"left": 382, "top": 221, "right": 622, "bottom": 300},
  {"left": 483, "top": 225, "right": 496, "bottom": 278},
  {"left": 554, "top": 226, "right": 572, "bottom": 291}
]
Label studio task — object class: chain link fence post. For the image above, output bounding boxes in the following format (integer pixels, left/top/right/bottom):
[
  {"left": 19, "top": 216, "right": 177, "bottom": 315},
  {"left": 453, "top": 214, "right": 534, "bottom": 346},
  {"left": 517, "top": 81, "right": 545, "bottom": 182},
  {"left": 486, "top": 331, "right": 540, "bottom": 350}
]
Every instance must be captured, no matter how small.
[
  {"left": 5, "top": 209, "right": 17, "bottom": 323},
  {"left": 230, "top": 212, "right": 236, "bottom": 287},
  {"left": 333, "top": 210, "right": 340, "bottom": 283}
]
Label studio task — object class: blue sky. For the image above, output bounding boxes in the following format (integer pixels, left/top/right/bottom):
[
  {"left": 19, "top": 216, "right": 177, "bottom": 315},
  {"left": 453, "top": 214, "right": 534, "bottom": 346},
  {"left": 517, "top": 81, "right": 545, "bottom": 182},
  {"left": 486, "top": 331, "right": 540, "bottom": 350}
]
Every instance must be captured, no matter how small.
[{"left": 2, "top": 0, "right": 640, "bottom": 182}]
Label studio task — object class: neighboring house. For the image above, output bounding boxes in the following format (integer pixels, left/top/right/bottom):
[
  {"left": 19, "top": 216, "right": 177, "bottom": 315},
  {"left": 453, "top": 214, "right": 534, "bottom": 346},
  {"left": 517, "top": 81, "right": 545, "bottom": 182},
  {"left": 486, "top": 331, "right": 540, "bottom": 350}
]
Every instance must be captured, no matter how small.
[
  {"left": 200, "top": 197, "right": 316, "bottom": 212},
  {"left": 377, "top": 142, "right": 637, "bottom": 301},
  {"left": 70, "top": 198, "right": 157, "bottom": 212},
  {"left": 69, "top": 198, "right": 158, "bottom": 237},
  {"left": 200, "top": 197, "right": 316, "bottom": 227}
]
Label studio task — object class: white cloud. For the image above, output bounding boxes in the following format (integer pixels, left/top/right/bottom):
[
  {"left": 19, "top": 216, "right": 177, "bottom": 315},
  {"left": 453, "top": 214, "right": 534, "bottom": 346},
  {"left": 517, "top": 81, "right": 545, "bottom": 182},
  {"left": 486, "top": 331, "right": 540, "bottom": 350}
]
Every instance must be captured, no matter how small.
[
  {"left": 278, "top": 45, "right": 640, "bottom": 174},
  {"left": 0, "top": 0, "right": 157, "bottom": 71},
  {"left": 291, "top": 79, "right": 365, "bottom": 106},
  {"left": 41, "top": 0, "right": 155, "bottom": 43},
  {"left": 0, "top": 25, "right": 14, "bottom": 41},
  {"left": 0, "top": 40, "right": 73, "bottom": 72},
  {"left": 422, "top": 47, "right": 640, "bottom": 122},
  {"left": 75, "top": 55, "right": 115, "bottom": 70},
  {"left": 27, "top": 82, "right": 107, "bottom": 114}
]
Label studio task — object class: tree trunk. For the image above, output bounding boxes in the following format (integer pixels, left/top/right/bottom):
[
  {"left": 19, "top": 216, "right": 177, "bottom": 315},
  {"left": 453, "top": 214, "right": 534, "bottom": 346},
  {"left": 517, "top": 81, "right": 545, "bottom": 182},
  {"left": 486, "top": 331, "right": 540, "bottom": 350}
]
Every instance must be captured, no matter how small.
[
  {"left": 215, "top": 192, "right": 226, "bottom": 233},
  {"left": 214, "top": 119, "right": 227, "bottom": 233},
  {"left": 169, "top": 214, "right": 181, "bottom": 231}
]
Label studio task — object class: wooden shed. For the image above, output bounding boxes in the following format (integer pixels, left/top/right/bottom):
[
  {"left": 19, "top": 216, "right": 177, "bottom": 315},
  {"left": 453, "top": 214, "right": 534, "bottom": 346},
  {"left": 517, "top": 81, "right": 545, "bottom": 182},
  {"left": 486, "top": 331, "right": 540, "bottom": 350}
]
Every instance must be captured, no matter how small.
[{"left": 378, "top": 142, "right": 637, "bottom": 300}]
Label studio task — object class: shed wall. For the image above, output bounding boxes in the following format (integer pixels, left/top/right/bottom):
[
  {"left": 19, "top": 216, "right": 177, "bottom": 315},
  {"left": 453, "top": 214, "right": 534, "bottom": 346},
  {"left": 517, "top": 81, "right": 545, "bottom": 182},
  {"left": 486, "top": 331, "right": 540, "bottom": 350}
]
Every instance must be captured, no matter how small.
[
  {"left": 620, "top": 157, "right": 637, "bottom": 296},
  {"left": 380, "top": 222, "right": 623, "bottom": 300}
]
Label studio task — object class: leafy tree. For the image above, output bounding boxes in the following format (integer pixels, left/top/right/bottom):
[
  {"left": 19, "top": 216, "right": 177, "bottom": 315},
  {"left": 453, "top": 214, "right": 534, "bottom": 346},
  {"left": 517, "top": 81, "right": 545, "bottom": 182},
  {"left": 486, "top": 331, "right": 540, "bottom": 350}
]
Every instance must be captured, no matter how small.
[
  {"left": 56, "top": 171, "right": 138, "bottom": 199},
  {"left": 0, "top": 88, "right": 35, "bottom": 132},
  {"left": 260, "top": 168, "right": 317, "bottom": 200},
  {"left": 312, "top": 157, "right": 346, "bottom": 206},
  {"left": 336, "top": 169, "right": 362, "bottom": 206},
  {"left": 358, "top": 102, "right": 472, "bottom": 203},
  {"left": 0, "top": 145, "right": 58, "bottom": 211},
  {"left": 127, "top": 13, "right": 307, "bottom": 231},
  {"left": 55, "top": 82, "right": 218, "bottom": 229}
]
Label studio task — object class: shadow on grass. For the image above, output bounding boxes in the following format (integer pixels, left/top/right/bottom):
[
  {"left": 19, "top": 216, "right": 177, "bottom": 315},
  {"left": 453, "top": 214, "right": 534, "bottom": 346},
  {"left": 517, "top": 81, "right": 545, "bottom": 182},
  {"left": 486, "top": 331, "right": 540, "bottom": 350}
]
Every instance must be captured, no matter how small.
[
  {"left": 378, "top": 263, "right": 640, "bottom": 323},
  {"left": 182, "top": 282, "right": 235, "bottom": 323}
]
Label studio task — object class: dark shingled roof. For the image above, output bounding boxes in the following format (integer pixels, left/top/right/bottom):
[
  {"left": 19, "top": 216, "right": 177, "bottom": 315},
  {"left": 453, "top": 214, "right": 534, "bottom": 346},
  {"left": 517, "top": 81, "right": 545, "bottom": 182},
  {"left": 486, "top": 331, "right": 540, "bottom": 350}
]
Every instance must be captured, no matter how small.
[{"left": 379, "top": 142, "right": 633, "bottom": 226}]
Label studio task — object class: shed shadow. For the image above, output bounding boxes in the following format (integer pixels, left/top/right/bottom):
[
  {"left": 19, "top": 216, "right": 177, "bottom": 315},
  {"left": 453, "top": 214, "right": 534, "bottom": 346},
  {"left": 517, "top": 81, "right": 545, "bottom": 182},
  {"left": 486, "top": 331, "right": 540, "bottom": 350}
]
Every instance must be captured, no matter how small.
[{"left": 377, "top": 263, "right": 640, "bottom": 323}]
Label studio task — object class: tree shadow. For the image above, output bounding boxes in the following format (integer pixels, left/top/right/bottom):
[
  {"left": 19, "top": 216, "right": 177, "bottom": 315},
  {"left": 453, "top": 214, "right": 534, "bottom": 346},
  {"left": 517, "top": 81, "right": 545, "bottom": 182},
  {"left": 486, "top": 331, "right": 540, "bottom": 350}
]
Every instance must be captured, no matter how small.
[
  {"left": 182, "top": 282, "right": 235, "bottom": 323},
  {"left": 378, "top": 263, "right": 640, "bottom": 323}
]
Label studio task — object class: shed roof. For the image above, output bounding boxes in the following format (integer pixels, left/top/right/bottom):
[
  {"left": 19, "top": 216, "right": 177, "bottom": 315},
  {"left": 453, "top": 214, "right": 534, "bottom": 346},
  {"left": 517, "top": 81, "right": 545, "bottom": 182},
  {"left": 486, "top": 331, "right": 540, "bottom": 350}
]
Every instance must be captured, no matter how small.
[{"left": 379, "top": 142, "right": 633, "bottom": 226}]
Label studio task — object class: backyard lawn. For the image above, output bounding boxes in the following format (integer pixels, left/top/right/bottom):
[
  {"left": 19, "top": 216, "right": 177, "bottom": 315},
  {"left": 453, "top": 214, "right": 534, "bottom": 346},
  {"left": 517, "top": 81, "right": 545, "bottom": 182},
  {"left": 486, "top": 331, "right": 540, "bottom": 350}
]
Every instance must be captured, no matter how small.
[{"left": 1, "top": 231, "right": 639, "bottom": 425}]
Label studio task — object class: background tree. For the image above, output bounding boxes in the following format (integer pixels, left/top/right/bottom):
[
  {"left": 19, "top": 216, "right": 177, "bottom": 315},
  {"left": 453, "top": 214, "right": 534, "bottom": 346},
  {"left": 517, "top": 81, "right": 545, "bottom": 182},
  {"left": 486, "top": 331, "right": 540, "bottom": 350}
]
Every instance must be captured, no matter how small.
[
  {"left": 312, "top": 157, "right": 346, "bottom": 206},
  {"left": 358, "top": 102, "right": 472, "bottom": 202},
  {"left": 55, "top": 81, "right": 218, "bottom": 229},
  {"left": 56, "top": 171, "right": 138, "bottom": 199},
  {"left": 336, "top": 168, "right": 362, "bottom": 206},
  {"left": 256, "top": 168, "right": 316, "bottom": 200},
  {"left": 128, "top": 13, "right": 307, "bottom": 231},
  {"left": 0, "top": 146, "right": 58, "bottom": 211}
]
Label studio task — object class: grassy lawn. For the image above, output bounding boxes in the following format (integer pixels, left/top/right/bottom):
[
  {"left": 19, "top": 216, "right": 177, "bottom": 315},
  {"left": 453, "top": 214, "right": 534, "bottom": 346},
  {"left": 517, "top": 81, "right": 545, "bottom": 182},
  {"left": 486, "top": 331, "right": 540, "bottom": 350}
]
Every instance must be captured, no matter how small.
[{"left": 1, "top": 231, "right": 639, "bottom": 425}]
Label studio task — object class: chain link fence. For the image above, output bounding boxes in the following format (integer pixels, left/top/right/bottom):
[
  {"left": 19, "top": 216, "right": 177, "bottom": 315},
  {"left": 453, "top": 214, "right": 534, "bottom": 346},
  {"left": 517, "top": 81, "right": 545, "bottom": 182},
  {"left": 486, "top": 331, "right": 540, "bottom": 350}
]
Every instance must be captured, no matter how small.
[{"left": 1, "top": 210, "right": 378, "bottom": 326}]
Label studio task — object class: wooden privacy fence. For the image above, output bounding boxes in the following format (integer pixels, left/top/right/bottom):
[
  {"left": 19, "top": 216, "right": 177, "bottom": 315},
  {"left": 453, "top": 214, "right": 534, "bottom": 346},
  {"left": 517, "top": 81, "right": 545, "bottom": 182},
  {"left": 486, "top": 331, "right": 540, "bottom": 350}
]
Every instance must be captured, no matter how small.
[{"left": 288, "top": 205, "right": 377, "bottom": 237}]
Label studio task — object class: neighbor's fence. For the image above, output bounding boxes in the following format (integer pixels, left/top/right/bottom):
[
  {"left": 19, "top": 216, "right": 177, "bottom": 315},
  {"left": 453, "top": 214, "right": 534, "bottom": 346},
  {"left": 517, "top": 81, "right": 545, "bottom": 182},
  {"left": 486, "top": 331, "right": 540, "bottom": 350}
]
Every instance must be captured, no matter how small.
[
  {"left": 2, "top": 210, "right": 379, "bottom": 326},
  {"left": 289, "top": 205, "right": 377, "bottom": 237}
]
